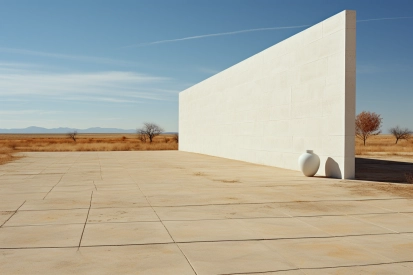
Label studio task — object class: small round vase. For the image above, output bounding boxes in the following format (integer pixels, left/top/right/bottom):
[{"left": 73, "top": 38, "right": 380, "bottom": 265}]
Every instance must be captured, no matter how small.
[{"left": 298, "top": 150, "right": 320, "bottom": 177}]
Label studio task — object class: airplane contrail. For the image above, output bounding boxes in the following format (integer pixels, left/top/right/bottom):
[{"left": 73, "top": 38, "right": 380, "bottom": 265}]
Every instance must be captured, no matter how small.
[
  {"left": 122, "top": 25, "right": 311, "bottom": 48},
  {"left": 124, "top": 16, "right": 413, "bottom": 48}
]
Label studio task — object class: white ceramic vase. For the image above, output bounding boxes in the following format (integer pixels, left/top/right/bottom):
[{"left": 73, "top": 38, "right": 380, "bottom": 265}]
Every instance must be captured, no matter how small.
[{"left": 298, "top": 150, "right": 320, "bottom": 177}]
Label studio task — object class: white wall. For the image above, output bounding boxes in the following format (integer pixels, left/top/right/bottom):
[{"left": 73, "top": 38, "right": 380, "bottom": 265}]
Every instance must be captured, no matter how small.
[{"left": 179, "top": 10, "right": 356, "bottom": 179}]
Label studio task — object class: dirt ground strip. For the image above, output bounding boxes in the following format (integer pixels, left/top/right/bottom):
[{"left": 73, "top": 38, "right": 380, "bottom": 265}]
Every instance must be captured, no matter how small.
[{"left": 0, "top": 151, "right": 412, "bottom": 275}]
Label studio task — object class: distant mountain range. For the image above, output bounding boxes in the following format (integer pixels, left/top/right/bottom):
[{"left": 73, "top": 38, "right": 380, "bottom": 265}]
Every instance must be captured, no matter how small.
[{"left": 0, "top": 126, "right": 137, "bottom": 134}]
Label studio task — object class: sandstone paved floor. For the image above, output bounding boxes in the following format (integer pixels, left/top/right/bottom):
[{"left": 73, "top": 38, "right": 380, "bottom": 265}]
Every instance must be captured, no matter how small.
[{"left": 0, "top": 151, "right": 412, "bottom": 274}]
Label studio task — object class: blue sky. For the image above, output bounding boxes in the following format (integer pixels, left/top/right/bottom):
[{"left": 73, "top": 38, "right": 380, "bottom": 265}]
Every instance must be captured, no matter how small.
[{"left": 1, "top": 0, "right": 413, "bottom": 132}]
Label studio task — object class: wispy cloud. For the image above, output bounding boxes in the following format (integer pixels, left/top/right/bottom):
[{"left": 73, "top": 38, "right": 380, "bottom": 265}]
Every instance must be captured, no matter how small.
[
  {"left": 0, "top": 110, "right": 60, "bottom": 115},
  {"left": 122, "top": 25, "right": 310, "bottom": 48},
  {"left": 0, "top": 47, "right": 139, "bottom": 66},
  {"left": 0, "top": 61, "right": 53, "bottom": 74},
  {"left": 0, "top": 63, "right": 179, "bottom": 103},
  {"left": 0, "top": 62, "right": 43, "bottom": 68},
  {"left": 123, "top": 16, "right": 413, "bottom": 48},
  {"left": 63, "top": 96, "right": 142, "bottom": 103}
]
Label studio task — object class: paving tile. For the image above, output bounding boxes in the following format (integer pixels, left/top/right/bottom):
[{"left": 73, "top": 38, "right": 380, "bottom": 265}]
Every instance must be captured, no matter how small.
[
  {"left": 52, "top": 185, "right": 96, "bottom": 192},
  {"left": 155, "top": 203, "right": 289, "bottom": 221},
  {"left": 264, "top": 238, "right": 391, "bottom": 269},
  {"left": 0, "top": 186, "right": 51, "bottom": 193},
  {"left": 91, "top": 197, "right": 151, "bottom": 208},
  {"left": 179, "top": 241, "right": 299, "bottom": 275},
  {"left": 0, "top": 248, "right": 80, "bottom": 274},
  {"left": 147, "top": 193, "right": 270, "bottom": 207},
  {"left": 238, "top": 217, "right": 329, "bottom": 239},
  {"left": 297, "top": 215, "right": 394, "bottom": 236},
  {"left": 164, "top": 219, "right": 255, "bottom": 242},
  {"left": 351, "top": 213, "right": 413, "bottom": 233},
  {"left": 318, "top": 200, "right": 394, "bottom": 215},
  {"left": 87, "top": 207, "right": 159, "bottom": 223},
  {"left": 404, "top": 212, "right": 413, "bottom": 219},
  {"left": 94, "top": 185, "right": 140, "bottom": 191},
  {"left": 271, "top": 201, "right": 345, "bottom": 217},
  {"left": 78, "top": 244, "right": 196, "bottom": 274},
  {"left": 81, "top": 221, "right": 173, "bottom": 246},
  {"left": 1, "top": 193, "right": 45, "bottom": 200},
  {"left": 400, "top": 232, "right": 413, "bottom": 239},
  {"left": 345, "top": 234, "right": 413, "bottom": 262},
  {"left": 0, "top": 244, "right": 195, "bottom": 274},
  {"left": 91, "top": 192, "right": 150, "bottom": 208},
  {"left": 241, "top": 271, "right": 306, "bottom": 275},
  {"left": 0, "top": 199, "right": 25, "bottom": 211},
  {"left": 4, "top": 209, "right": 88, "bottom": 226},
  {"left": 45, "top": 191, "right": 93, "bottom": 200},
  {"left": 302, "top": 263, "right": 413, "bottom": 275},
  {"left": 92, "top": 190, "right": 144, "bottom": 196},
  {"left": 365, "top": 199, "right": 413, "bottom": 213},
  {"left": 164, "top": 217, "right": 328, "bottom": 242},
  {"left": 0, "top": 211, "right": 14, "bottom": 225},
  {"left": 21, "top": 199, "right": 90, "bottom": 210},
  {"left": 402, "top": 262, "right": 413, "bottom": 269},
  {"left": 0, "top": 224, "right": 83, "bottom": 248}
]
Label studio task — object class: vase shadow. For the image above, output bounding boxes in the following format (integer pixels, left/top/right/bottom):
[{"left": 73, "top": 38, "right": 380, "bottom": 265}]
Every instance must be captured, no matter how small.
[{"left": 325, "top": 157, "right": 342, "bottom": 179}]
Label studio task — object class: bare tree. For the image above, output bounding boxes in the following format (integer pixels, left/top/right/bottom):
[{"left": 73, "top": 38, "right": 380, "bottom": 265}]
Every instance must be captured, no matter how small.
[
  {"left": 390, "top": 126, "right": 412, "bottom": 144},
  {"left": 355, "top": 111, "right": 382, "bottom": 146},
  {"left": 67, "top": 130, "right": 78, "bottom": 142},
  {"left": 137, "top": 123, "right": 164, "bottom": 143}
]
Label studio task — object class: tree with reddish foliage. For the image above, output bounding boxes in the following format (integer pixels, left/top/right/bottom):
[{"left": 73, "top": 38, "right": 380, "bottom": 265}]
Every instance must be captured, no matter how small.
[{"left": 355, "top": 111, "right": 382, "bottom": 146}]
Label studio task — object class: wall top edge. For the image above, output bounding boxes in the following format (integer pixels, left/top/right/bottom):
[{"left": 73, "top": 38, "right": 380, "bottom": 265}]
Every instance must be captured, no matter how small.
[{"left": 180, "top": 10, "right": 356, "bottom": 96}]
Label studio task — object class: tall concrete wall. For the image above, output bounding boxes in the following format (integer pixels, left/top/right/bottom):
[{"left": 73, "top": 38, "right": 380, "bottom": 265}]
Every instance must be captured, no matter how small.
[{"left": 179, "top": 10, "right": 356, "bottom": 179}]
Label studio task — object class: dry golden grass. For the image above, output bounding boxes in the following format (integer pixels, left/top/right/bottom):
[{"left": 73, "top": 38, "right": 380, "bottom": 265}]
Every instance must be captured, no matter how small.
[
  {"left": 355, "top": 135, "right": 413, "bottom": 157},
  {"left": 0, "top": 146, "right": 23, "bottom": 165},
  {"left": 0, "top": 134, "right": 178, "bottom": 159}
]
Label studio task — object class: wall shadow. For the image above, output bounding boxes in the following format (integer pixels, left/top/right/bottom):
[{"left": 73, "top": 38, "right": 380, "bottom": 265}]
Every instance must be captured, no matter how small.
[
  {"left": 325, "top": 157, "right": 342, "bottom": 179},
  {"left": 356, "top": 157, "right": 413, "bottom": 183}
]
